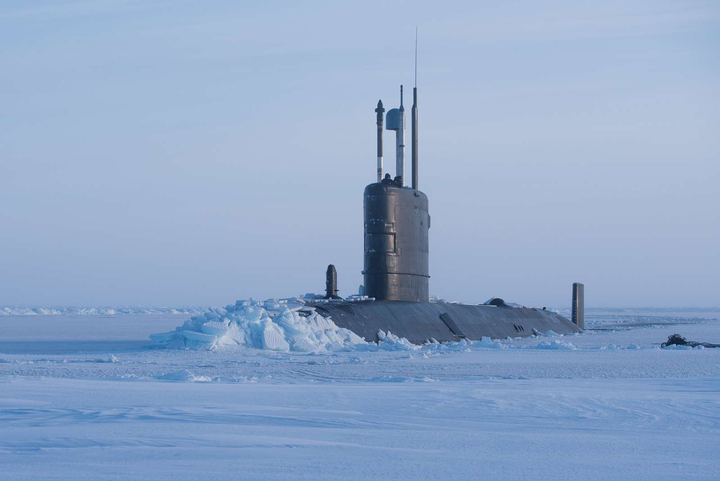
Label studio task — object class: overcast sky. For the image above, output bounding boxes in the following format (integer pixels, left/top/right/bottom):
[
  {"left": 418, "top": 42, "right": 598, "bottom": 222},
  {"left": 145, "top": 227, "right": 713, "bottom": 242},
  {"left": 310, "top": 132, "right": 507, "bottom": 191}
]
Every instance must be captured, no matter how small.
[{"left": 1, "top": 0, "right": 718, "bottom": 308}]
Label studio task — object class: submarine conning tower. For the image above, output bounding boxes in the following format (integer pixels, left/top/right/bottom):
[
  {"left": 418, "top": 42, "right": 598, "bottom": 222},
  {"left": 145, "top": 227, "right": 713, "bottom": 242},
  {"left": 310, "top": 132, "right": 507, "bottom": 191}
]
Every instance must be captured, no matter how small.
[{"left": 363, "top": 85, "right": 429, "bottom": 302}]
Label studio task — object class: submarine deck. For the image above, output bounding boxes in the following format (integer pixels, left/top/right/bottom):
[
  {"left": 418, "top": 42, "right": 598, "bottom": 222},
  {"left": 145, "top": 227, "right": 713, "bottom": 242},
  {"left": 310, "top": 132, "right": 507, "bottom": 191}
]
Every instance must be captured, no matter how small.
[{"left": 306, "top": 300, "right": 581, "bottom": 344}]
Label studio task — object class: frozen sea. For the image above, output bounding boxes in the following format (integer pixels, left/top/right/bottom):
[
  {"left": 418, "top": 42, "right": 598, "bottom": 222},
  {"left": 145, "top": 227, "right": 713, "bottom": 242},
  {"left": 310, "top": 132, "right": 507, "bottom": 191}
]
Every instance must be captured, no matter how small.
[{"left": 1, "top": 307, "right": 719, "bottom": 480}]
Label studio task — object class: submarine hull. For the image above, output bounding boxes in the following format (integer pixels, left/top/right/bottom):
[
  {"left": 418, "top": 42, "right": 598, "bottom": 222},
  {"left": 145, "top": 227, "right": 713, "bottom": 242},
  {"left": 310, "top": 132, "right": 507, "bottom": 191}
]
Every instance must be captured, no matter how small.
[{"left": 308, "top": 300, "right": 580, "bottom": 344}]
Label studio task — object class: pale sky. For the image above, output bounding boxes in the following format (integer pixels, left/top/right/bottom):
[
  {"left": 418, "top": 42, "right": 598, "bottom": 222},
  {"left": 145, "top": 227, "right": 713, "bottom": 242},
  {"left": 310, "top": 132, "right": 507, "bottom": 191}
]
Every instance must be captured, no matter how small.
[{"left": 1, "top": 0, "right": 718, "bottom": 308}]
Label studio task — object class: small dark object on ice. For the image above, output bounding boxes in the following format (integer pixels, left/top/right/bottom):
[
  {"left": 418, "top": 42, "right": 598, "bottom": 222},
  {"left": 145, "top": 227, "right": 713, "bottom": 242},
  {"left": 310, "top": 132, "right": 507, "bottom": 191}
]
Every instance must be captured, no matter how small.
[{"left": 661, "top": 334, "right": 720, "bottom": 349}]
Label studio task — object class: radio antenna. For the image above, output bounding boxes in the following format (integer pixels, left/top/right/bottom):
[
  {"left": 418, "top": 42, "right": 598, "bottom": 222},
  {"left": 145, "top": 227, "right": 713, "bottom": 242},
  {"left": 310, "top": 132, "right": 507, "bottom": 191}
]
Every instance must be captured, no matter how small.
[
  {"left": 414, "top": 26, "right": 418, "bottom": 88},
  {"left": 411, "top": 27, "right": 419, "bottom": 190}
]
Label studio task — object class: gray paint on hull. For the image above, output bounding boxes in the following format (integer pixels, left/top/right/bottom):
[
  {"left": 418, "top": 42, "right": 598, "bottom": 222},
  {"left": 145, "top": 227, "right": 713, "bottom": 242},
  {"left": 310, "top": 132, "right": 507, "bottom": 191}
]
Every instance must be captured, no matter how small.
[
  {"left": 363, "top": 183, "right": 430, "bottom": 302},
  {"left": 308, "top": 301, "right": 580, "bottom": 344}
]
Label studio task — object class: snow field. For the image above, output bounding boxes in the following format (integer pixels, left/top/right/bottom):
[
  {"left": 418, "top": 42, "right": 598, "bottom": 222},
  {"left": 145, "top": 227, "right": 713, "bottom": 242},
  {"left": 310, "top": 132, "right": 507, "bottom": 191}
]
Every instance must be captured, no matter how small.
[
  {"left": 1, "top": 375, "right": 718, "bottom": 480},
  {"left": 1, "top": 308, "right": 719, "bottom": 479}
]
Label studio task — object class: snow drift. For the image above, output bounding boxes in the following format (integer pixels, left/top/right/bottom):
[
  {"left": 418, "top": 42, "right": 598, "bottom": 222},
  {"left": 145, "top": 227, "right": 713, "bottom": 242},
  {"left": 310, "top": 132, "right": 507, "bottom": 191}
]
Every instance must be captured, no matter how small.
[{"left": 151, "top": 298, "right": 380, "bottom": 353}]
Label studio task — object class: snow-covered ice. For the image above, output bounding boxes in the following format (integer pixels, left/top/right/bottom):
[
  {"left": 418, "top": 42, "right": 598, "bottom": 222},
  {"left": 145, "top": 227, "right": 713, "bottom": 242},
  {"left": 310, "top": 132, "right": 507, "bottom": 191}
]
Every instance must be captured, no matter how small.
[
  {"left": 149, "top": 298, "right": 368, "bottom": 352},
  {"left": 1, "top": 306, "right": 719, "bottom": 480}
]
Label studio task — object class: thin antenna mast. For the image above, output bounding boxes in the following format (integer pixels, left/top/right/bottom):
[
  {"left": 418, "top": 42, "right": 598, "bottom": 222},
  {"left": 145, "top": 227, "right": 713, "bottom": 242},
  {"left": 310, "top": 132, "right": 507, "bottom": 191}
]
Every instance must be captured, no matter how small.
[
  {"left": 375, "top": 100, "right": 385, "bottom": 182},
  {"left": 397, "top": 85, "right": 405, "bottom": 185},
  {"left": 411, "top": 27, "right": 419, "bottom": 190}
]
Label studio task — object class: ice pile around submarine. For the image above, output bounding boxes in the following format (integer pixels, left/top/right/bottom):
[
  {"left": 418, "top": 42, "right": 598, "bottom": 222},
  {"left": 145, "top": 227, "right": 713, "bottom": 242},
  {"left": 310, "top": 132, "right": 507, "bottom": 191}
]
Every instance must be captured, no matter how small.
[{"left": 150, "top": 297, "right": 415, "bottom": 353}]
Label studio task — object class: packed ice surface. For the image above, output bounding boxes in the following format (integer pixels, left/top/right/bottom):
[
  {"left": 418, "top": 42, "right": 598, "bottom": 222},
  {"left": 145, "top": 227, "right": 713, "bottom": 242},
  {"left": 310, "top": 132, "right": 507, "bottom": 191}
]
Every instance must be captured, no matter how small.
[{"left": 1, "top": 307, "right": 719, "bottom": 480}]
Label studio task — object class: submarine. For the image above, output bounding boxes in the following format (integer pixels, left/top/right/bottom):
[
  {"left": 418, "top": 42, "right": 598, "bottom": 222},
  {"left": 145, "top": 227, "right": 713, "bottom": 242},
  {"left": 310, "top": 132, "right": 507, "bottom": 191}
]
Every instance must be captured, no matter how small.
[{"left": 305, "top": 82, "right": 583, "bottom": 344}]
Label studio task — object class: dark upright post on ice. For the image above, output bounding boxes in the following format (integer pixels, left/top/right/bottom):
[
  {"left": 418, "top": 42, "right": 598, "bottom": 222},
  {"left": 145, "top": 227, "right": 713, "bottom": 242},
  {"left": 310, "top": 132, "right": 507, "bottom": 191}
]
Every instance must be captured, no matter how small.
[{"left": 572, "top": 283, "right": 585, "bottom": 329}]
